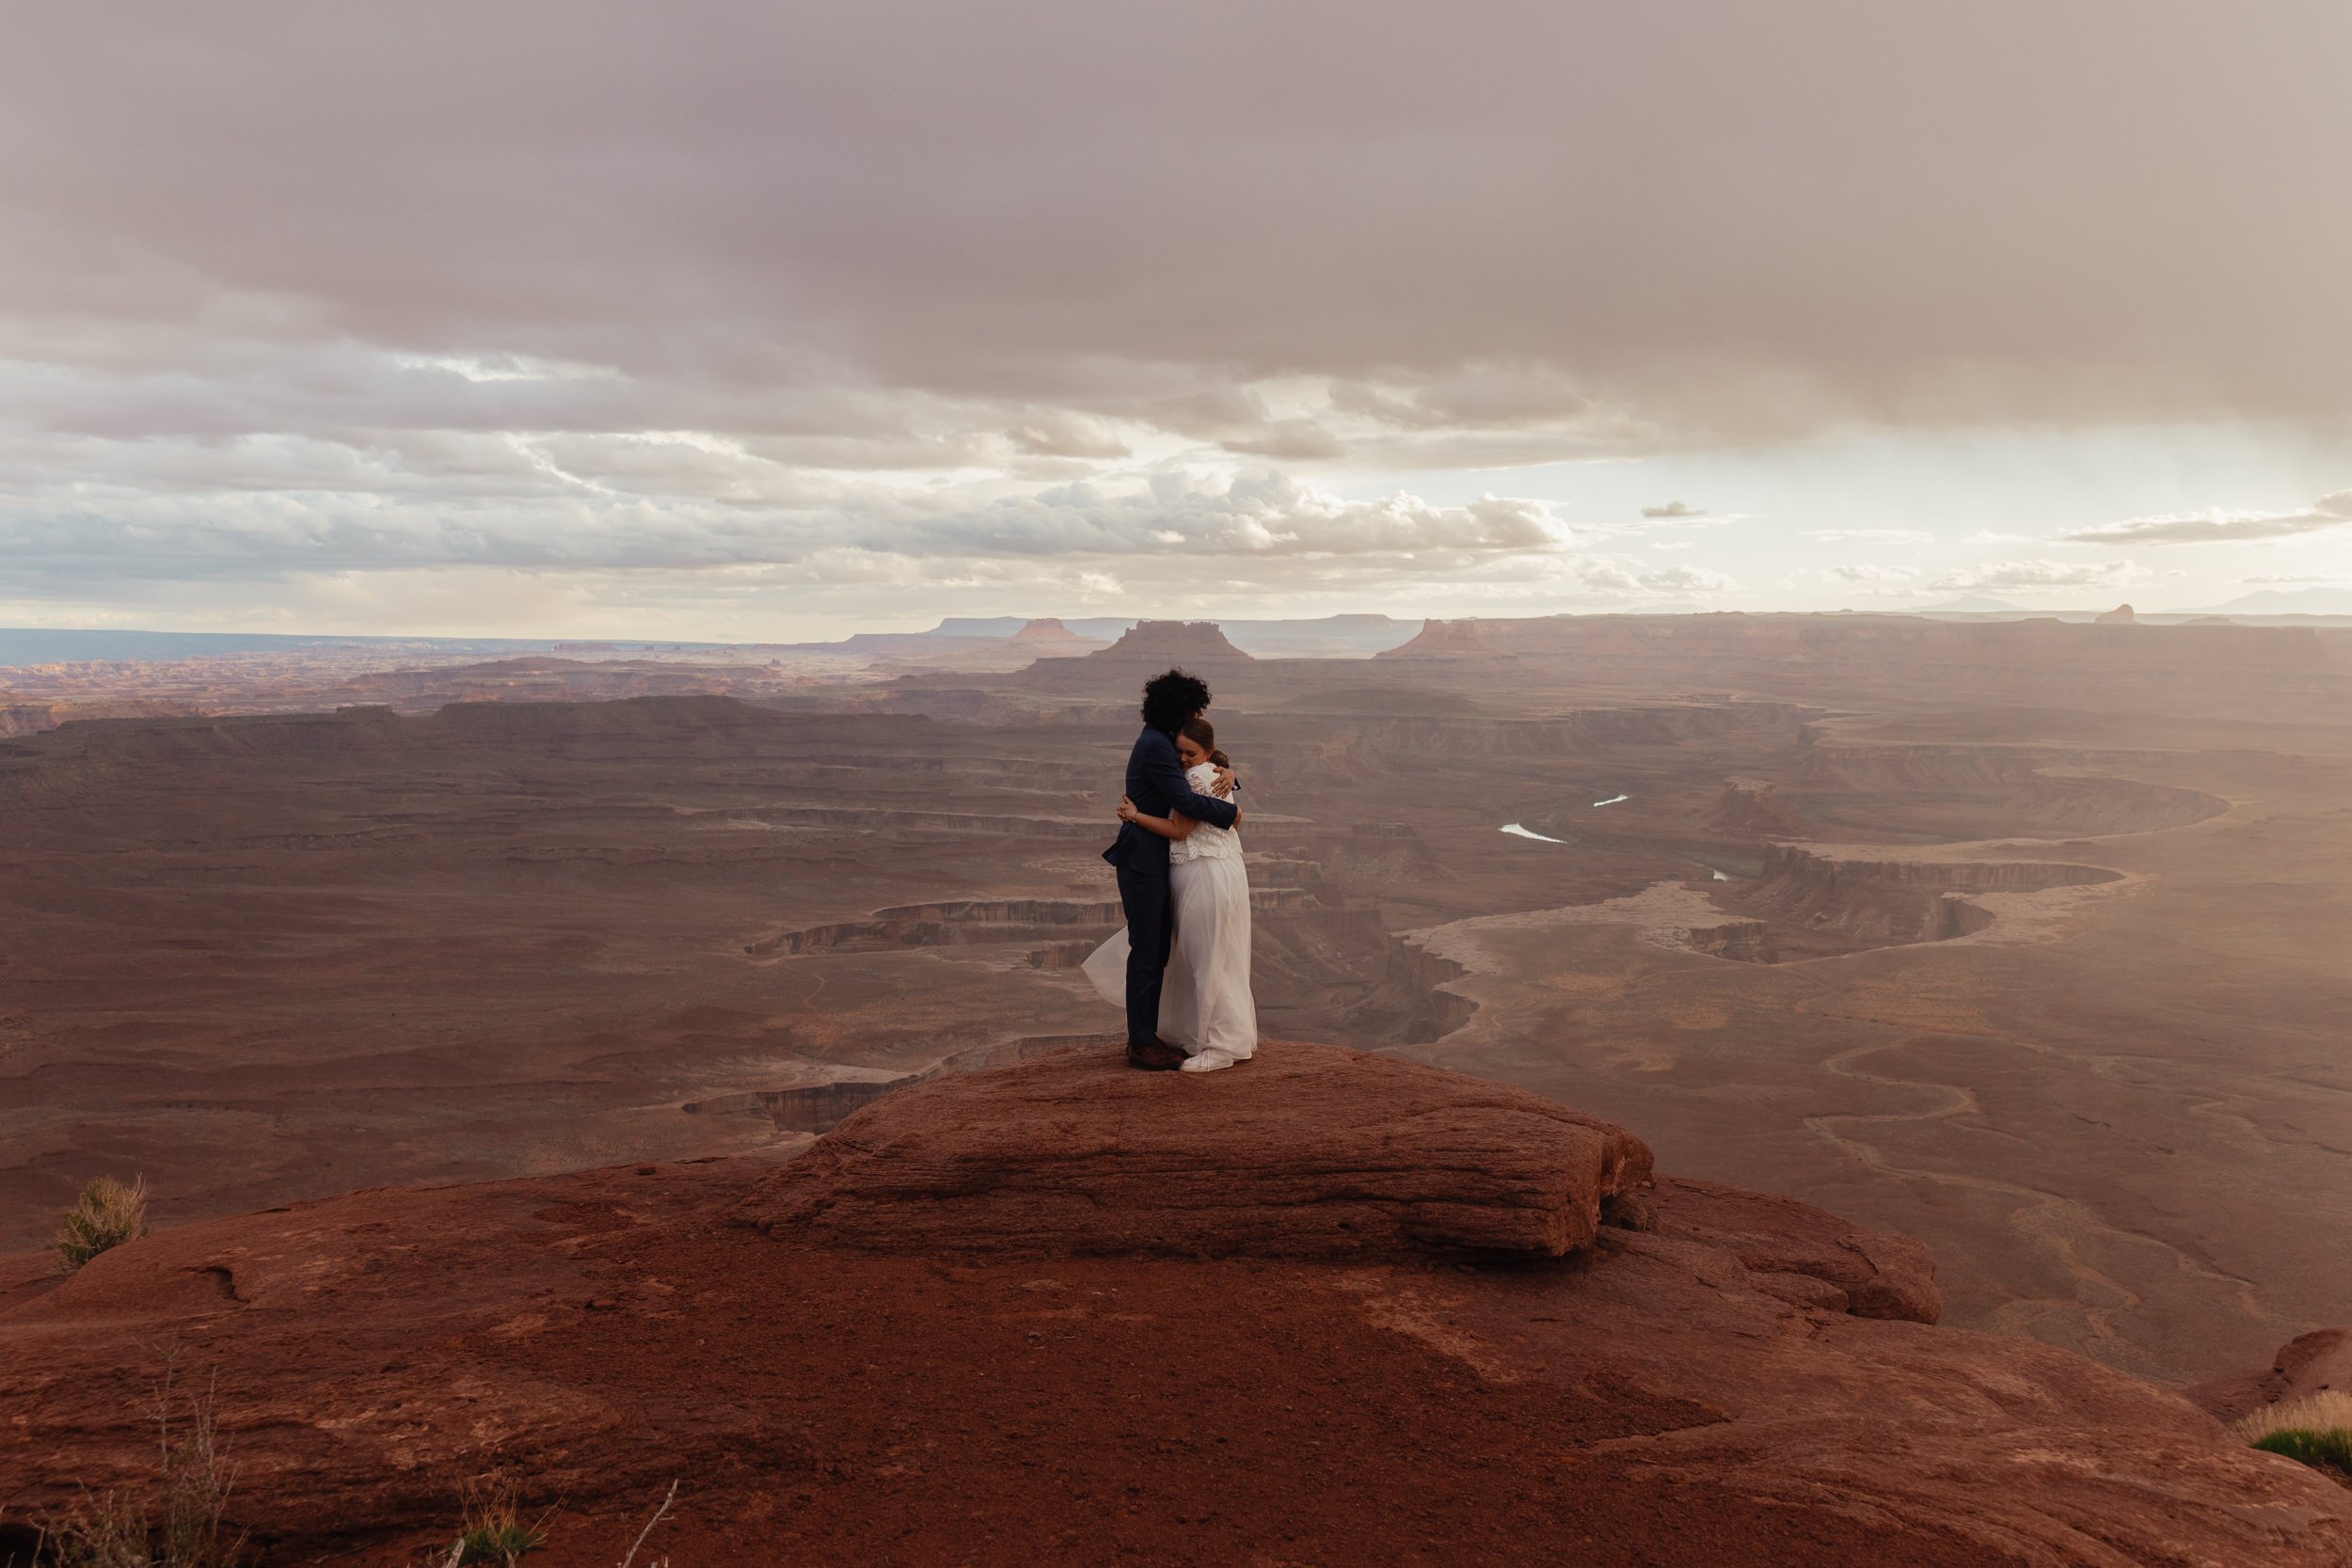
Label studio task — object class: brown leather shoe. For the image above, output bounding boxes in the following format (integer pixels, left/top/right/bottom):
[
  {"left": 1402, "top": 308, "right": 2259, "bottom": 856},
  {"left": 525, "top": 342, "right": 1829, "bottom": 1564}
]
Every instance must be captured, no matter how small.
[{"left": 1125, "top": 1037, "right": 1186, "bottom": 1071}]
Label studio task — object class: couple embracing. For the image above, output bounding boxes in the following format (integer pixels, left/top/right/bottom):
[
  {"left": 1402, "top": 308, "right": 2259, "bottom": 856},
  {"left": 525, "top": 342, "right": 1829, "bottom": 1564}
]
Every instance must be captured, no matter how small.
[{"left": 1082, "top": 668, "right": 1258, "bottom": 1073}]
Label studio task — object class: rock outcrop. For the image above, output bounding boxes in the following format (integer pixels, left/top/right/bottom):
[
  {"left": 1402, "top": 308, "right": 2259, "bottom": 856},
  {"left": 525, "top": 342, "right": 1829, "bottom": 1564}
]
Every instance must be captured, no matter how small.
[
  {"left": 1082, "top": 619, "right": 1252, "bottom": 663},
  {"left": 1375, "top": 616, "right": 1510, "bottom": 658},
  {"left": 1700, "top": 775, "right": 1805, "bottom": 837},
  {"left": 0, "top": 697, "right": 198, "bottom": 737},
  {"left": 1694, "top": 845, "right": 2126, "bottom": 958},
  {"left": 1649, "top": 1175, "right": 1941, "bottom": 1322},
  {"left": 2096, "top": 602, "right": 2137, "bottom": 624},
  {"left": 1003, "top": 616, "right": 1105, "bottom": 657},
  {"left": 2189, "top": 1326, "right": 2352, "bottom": 1423},
  {"left": 735, "top": 1040, "right": 1653, "bottom": 1258},
  {"left": 4, "top": 1041, "right": 2347, "bottom": 1567},
  {"left": 1368, "top": 610, "right": 2350, "bottom": 708}
]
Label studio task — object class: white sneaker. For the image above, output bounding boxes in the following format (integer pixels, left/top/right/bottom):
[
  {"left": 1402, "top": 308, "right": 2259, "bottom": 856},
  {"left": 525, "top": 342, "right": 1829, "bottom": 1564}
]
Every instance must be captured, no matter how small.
[{"left": 1181, "top": 1048, "right": 1237, "bottom": 1073}]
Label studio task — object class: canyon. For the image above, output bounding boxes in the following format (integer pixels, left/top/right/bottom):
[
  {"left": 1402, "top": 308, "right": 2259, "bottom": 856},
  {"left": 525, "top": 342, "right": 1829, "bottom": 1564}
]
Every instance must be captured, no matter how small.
[{"left": 3, "top": 611, "right": 2349, "bottom": 1422}]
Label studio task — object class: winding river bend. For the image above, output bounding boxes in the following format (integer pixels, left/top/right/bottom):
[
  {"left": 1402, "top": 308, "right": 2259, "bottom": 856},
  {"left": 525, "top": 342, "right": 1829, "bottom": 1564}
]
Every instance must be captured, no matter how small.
[{"left": 1500, "top": 793, "right": 1633, "bottom": 843}]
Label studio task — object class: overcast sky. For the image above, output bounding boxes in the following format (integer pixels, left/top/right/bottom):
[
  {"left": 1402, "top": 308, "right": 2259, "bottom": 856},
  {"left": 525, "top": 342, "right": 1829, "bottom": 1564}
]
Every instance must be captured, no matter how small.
[{"left": 4, "top": 2, "right": 2348, "bottom": 638}]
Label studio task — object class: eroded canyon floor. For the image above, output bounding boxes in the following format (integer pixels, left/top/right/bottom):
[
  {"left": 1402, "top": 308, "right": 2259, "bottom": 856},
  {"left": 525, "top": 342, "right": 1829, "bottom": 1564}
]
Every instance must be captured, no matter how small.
[{"left": 4, "top": 618, "right": 2349, "bottom": 1386}]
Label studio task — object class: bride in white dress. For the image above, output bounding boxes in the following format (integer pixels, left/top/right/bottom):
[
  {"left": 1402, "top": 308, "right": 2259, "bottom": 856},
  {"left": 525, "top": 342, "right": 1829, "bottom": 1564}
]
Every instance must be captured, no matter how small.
[{"left": 1081, "top": 718, "right": 1257, "bottom": 1073}]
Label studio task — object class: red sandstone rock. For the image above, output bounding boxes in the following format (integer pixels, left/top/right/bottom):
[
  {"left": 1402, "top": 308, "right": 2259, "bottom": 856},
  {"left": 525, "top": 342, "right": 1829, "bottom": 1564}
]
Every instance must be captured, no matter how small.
[
  {"left": 1642, "top": 1176, "right": 1943, "bottom": 1322},
  {"left": 4, "top": 1048, "right": 2349, "bottom": 1567},
  {"left": 2187, "top": 1325, "right": 2352, "bottom": 1422},
  {"left": 735, "top": 1040, "right": 1653, "bottom": 1258}
]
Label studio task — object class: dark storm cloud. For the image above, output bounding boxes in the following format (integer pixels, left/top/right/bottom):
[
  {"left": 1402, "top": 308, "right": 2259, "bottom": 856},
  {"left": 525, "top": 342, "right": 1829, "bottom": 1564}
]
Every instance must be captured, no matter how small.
[
  {"left": 6, "top": 3, "right": 2348, "bottom": 436},
  {"left": 1, "top": 0, "right": 2347, "bottom": 617}
]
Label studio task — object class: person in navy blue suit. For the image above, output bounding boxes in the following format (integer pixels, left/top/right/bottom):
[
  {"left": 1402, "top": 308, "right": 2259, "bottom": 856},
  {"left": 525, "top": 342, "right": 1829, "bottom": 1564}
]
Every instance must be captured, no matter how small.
[{"left": 1102, "top": 669, "right": 1239, "bottom": 1069}]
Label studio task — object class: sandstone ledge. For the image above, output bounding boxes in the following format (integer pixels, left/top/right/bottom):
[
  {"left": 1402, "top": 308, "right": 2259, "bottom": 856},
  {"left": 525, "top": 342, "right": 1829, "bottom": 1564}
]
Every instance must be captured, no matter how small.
[
  {"left": 6, "top": 1051, "right": 2348, "bottom": 1564},
  {"left": 2189, "top": 1325, "right": 2352, "bottom": 1423},
  {"left": 733, "top": 1038, "right": 1654, "bottom": 1258}
]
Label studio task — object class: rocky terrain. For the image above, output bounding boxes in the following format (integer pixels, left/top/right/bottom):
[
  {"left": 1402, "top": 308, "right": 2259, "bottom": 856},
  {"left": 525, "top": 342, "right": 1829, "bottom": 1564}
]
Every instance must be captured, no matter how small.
[
  {"left": 0, "top": 619, "right": 1118, "bottom": 733},
  {"left": 7, "top": 1041, "right": 2346, "bottom": 1566},
  {"left": 5, "top": 610, "right": 2349, "bottom": 1404},
  {"left": 2192, "top": 1326, "right": 2352, "bottom": 1428}
]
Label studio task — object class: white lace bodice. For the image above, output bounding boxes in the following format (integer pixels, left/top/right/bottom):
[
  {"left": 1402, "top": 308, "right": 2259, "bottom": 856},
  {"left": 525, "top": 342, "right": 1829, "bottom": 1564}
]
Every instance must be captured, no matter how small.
[{"left": 1169, "top": 762, "right": 1242, "bottom": 864}]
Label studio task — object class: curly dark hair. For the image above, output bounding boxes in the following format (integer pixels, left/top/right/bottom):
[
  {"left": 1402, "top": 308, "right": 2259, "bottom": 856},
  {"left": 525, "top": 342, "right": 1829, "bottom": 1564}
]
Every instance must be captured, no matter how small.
[{"left": 1140, "top": 668, "right": 1212, "bottom": 734}]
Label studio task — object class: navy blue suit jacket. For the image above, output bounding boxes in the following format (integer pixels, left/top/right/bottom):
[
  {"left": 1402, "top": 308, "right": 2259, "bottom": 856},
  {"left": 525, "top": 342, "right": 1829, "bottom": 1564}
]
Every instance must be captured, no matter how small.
[{"left": 1102, "top": 726, "right": 1239, "bottom": 878}]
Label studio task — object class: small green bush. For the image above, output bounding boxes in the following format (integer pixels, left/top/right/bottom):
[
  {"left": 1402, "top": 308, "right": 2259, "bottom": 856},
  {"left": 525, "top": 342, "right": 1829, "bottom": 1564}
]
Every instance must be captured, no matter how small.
[
  {"left": 56, "top": 1176, "right": 149, "bottom": 1273},
  {"left": 2251, "top": 1425, "right": 2352, "bottom": 1473}
]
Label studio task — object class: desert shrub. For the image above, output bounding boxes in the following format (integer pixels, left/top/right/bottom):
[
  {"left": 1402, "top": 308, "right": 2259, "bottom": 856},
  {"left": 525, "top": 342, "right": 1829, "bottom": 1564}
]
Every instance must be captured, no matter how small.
[
  {"left": 2236, "top": 1390, "right": 2352, "bottom": 1475},
  {"left": 37, "top": 1367, "right": 241, "bottom": 1568},
  {"left": 56, "top": 1177, "right": 148, "bottom": 1273},
  {"left": 444, "top": 1476, "right": 545, "bottom": 1566}
]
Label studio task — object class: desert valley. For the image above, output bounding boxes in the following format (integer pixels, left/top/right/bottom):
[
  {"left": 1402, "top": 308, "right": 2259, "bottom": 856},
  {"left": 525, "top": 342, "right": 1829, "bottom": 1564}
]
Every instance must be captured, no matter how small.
[
  {"left": 13, "top": 8, "right": 2352, "bottom": 1560},
  {"left": 6, "top": 612, "right": 2352, "bottom": 1563}
]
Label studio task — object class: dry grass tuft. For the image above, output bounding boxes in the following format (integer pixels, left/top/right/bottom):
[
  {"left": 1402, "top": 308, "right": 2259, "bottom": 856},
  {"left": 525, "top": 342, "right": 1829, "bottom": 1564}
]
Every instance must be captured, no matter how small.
[
  {"left": 2236, "top": 1390, "right": 2352, "bottom": 1475},
  {"left": 2235, "top": 1390, "right": 2352, "bottom": 1444},
  {"left": 36, "top": 1364, "right": 242, "bottom": 1567},
  {"left": 443, "top": 1475, "right": 547, "bottom": 1567},
  {"left": 55, "top": 1176, "right": 149, "bottom": 1274}
]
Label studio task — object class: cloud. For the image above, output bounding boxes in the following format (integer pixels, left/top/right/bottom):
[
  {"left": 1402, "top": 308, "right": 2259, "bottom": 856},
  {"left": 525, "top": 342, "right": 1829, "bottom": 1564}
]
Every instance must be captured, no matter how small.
[
  {"left": 2245, "top": 573, "right": 2349, "bottom": 585},
  {"left": 2, "top": 6, "right": 2348, "bottom": 629},
  {"left": 1008, "top": 413, "right": 1131, "bottom": 461},
  {"left": 2, "top": 7, "right": 2346, "bottom": 467},
  {"left": 1933, "top": 558, "right": 2141, "bottom": 593},
  {"left": 1218, "top": 420, "right": 1346, "bottom": 461},
  {"left": 1824, "top": 563, "right": 1921, "bottom": 583},
  {"left": 905, "top": 472, "right": 1575, "bottom": 560},
  {"left": 1327, "top": 367, "right": 1592, "bottom": 434},
  {"left": 1806, "top": 529, "right": 1931, "bottom": 543},
  {"left": 2060, "top": 490, "right": 2352, "bottom": 545},
  {"left": 1563, "top": 556, "right": 1736, "bottom": 597},
  {"left": 0, "top": 467, "right": 1576, "bottom": 583},
  {"left": 1642, "top": 501, "right": 1704, "bottom": 519}
]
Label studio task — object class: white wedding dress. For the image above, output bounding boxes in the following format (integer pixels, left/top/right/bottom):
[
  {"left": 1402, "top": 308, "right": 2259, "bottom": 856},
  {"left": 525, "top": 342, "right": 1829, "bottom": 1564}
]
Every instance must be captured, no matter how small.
[{"left": 1083, "top": 762, "right": 1258, "bottom": 1064}]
